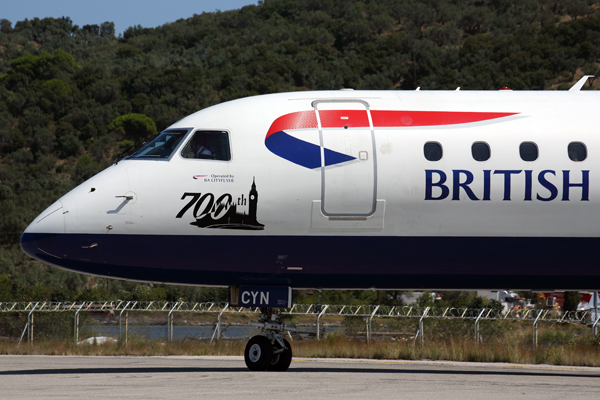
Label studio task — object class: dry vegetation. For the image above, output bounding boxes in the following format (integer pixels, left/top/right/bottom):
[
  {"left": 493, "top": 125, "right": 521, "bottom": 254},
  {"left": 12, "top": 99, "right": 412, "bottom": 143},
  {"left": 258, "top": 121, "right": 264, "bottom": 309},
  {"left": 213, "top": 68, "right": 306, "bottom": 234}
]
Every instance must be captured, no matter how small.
[
  {"left": 2, "top": 317, "right": 600, "bottom": 367},
  {"left": 1, "top": 336, "right": 599, "bottom": 367}
]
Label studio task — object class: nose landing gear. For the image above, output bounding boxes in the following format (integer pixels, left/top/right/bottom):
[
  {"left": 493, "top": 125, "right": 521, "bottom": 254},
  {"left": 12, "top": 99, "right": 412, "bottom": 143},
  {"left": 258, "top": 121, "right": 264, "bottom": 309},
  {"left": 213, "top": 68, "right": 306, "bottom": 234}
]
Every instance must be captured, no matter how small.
[
  {"left": 244, "top": 335, "right": 273, "bottom": 371},
  {"left": 244, "top": 307, "right": 295, "bottom": 371},
  {"left": 267, "top": 338, "right": 292, "bottom": 371}
]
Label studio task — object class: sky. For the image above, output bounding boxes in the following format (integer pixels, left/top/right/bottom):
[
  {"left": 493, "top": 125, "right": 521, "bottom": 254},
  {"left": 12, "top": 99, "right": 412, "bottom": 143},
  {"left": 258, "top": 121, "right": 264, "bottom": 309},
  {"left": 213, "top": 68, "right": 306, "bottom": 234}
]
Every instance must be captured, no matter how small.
[{"left": 2, "top": 0, "right": 258, "bottom": 36}]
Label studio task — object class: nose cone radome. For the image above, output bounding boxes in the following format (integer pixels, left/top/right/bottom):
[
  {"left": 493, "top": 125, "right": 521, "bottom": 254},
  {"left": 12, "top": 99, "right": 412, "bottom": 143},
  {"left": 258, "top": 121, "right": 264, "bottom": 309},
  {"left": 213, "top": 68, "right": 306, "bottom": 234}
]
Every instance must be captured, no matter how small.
[{"left": 21, "top": 200, "right": 65, "bottom": 264}]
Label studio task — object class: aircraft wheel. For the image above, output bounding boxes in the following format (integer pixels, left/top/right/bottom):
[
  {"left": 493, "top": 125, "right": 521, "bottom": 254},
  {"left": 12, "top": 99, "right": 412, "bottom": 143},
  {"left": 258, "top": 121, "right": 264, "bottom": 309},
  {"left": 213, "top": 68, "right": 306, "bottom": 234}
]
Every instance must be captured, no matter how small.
[
  {"left": 244, "top": 335, "right": 273, "bottom": 371},
  {"left": 267, "top": 339, "right": 292, "bottom": 371}
]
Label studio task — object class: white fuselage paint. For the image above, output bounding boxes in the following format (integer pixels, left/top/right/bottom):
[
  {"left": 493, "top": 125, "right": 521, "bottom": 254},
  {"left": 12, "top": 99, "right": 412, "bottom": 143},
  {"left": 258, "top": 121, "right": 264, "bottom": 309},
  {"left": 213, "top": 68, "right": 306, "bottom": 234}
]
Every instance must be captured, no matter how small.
[
  {"left": 37, "top": 90, "right": 597, "bottom": 237},
  {"left": 21, "top": 90, "right": 600, "bottom": 290}
]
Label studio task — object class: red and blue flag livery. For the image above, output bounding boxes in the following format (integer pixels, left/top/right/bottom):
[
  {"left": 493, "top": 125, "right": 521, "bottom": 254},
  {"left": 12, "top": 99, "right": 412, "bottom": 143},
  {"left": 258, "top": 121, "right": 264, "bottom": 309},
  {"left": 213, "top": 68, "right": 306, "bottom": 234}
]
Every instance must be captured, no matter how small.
[{"left": 265, "top": 109, "right": 519, "bottom": 169}]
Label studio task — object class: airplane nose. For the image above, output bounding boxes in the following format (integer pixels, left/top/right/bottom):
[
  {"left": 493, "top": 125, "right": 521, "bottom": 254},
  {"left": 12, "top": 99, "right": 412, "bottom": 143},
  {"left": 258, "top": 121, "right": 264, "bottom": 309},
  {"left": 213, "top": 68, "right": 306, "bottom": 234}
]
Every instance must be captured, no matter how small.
[{"left": 20, "top": 200, "right": 65, "bottom": 263}]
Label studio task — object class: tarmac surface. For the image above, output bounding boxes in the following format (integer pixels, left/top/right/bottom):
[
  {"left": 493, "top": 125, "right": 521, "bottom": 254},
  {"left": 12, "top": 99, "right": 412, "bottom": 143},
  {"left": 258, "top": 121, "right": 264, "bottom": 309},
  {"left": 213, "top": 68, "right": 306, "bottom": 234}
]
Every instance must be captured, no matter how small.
[{"left": 1, "top": 355, "right": 599, "bottom": 399}]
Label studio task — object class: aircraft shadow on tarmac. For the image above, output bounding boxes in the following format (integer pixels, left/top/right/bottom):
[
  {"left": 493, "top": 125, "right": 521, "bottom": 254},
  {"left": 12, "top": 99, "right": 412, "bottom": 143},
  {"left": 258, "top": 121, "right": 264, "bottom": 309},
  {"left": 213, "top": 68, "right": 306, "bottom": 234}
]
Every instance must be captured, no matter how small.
[{"left": 0, "top": 366, "right": 598, "bottom": 378}]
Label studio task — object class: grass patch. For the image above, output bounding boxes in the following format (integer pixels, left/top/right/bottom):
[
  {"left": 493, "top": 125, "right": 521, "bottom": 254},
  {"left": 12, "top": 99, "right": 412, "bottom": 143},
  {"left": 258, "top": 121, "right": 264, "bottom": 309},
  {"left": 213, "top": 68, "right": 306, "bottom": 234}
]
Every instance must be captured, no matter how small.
[
  {"left": 2, "top": 314, "right": 599, "bottom": 367},
  {"left": 2, "top": 335, "right": 600, "bottom": 367}
]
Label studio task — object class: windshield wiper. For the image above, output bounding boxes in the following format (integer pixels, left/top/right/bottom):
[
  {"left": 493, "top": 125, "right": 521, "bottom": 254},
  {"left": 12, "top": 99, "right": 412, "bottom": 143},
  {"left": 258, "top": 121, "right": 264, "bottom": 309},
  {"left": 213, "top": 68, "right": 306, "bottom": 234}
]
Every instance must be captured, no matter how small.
[{"left": 113, "top": 141, "right": 147, "bottom": 165}]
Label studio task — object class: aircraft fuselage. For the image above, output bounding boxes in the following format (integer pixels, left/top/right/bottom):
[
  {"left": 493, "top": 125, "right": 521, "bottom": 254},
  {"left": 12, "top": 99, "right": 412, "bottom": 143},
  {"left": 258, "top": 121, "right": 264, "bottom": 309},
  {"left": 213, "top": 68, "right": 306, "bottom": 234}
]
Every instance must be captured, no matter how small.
[{"left": 21, "top": 90, "right": 600, "bottom": 290}]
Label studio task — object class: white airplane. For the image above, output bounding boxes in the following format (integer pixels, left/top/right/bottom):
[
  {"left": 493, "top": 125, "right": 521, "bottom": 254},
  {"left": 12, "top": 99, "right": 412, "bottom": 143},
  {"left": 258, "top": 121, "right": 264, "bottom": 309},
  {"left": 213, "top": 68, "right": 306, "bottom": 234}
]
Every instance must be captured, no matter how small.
[{"left": 21, "top": 76, "right": 599, "bottom": 370}]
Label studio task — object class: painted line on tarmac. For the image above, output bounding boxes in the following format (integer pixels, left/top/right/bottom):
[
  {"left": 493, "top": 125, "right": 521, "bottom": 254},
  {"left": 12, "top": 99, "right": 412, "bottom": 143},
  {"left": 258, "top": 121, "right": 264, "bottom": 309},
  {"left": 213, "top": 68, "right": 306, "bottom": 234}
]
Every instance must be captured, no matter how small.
[
  {"left": 155, "top": 355, "right": 600, "bottom": 372},
  {"left": 291, "top": 357, "right": 600, "bottom": 372}
]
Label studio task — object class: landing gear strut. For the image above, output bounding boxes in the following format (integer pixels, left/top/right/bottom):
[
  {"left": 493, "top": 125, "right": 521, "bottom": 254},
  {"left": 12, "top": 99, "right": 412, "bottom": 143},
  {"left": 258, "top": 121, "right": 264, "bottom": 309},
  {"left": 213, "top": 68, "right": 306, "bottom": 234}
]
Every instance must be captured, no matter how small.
[{"left": 244, "top": 307, "right": 294, "bottom": 371}]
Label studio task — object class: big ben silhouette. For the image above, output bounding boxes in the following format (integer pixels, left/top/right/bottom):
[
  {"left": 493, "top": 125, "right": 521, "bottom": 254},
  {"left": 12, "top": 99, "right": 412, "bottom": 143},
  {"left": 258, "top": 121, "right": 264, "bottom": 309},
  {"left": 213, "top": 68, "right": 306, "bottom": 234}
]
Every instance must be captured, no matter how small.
[
  {"left": 249, "top": 177, "right": 258, "bottom": 222},
  {"left": 190, "top": 178, "right": 264, "bottom": 230}
]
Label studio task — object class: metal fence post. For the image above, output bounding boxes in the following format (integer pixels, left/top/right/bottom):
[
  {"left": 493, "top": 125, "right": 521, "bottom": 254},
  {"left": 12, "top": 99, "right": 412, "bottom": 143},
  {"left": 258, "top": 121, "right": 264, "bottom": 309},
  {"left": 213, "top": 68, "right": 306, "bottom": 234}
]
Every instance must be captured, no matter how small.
[
  {"left": 73, "top": 303, "right": 86, "bottom": 345},
  {"left": 367, "top": 305, "right": 380, "bottom": 342},
  {"left": 419, "top": 307, "right": 430, "bottom": 347},
  {"left": 119, "top": 301, "right": 131, "bottom": 343},
  {"left": 210, "top": 303, "right": 229, "bottom": 343},
  {"left": 474, "top": 309, "right": 485, "bottom": 344},
  {"left": 592, "top": 311, "right": 600, "bottom": 336},
  {"left": 17, "top": 322, "right": 28, "bottom": 349},
  {"left": 316, "top": 305, "right": 329, "bottom": 339},
  {"left": 412, "top": 329, "right": 420, "bottom": 348},
  {"left": 27, "top": 302, "right": 39, "bottom": 346},
  {"left": 593, "top": 291, "right": 599, "bottom": 335},
  {"left": 217, "top": 303, "right": 228, "bottom": 340},
  {"left": 167, "top": 302, "right": 179, "bottom": 343},
  {"left": 29, "top": 312, "right": 33, "bottom": 345},
  {"left": 532, "top": 310, "right": 544, "bottom": 348}
]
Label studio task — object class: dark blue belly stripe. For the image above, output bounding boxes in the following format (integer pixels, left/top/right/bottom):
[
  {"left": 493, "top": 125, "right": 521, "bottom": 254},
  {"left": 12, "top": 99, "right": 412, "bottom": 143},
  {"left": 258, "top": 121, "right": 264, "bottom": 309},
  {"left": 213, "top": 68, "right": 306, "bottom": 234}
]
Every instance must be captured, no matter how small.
[{"left": 20, "top": 233, "right": 600, "bottom": 290}]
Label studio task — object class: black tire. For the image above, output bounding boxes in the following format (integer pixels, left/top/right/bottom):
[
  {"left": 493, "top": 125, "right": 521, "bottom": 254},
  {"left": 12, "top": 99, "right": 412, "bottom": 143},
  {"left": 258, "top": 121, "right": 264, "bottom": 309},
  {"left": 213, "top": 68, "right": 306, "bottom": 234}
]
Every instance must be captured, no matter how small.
[
  {"left": 267, "top": 339, "right": 292, "bottom": 371},
  {"left": 244, "top": 336, "right": 273, "bottom": 371}
]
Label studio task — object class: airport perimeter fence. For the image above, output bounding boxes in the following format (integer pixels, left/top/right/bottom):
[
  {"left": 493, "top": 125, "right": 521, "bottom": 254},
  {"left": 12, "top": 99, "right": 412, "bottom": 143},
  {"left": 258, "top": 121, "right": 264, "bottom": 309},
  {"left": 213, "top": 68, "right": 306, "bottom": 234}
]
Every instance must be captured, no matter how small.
[{"left": 1, "top": 300, "right": 599, "bottom": 348}]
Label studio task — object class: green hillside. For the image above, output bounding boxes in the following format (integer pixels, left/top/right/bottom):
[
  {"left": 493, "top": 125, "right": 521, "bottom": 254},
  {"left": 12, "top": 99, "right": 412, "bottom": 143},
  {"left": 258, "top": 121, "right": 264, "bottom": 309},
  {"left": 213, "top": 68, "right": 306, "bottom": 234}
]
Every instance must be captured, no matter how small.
[{"left": 1, "top": 0, "right": 599, "bottom": 302}]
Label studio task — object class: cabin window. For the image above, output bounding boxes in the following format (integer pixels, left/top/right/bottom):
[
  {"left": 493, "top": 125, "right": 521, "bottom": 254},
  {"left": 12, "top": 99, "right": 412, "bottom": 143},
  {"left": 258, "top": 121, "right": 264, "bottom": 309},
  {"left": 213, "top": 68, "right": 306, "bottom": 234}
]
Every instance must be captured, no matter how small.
[
  {"left": 424, "top": 142, "right": 442, "bottom": 161},
  {"left": 130, "top": 129, "right": 188, "bottom": 160},
  {"left": 182, "top": 131, "right": 231, "bottom": 161},
  {"left": 568, "top": 142, "right": 587, "bottom": 162},
  {"left": 471, "top": 142, "right": 490, "bottom": 161},
  {"left": 519, "top": 142, "right": 538, "bottom": 161}
]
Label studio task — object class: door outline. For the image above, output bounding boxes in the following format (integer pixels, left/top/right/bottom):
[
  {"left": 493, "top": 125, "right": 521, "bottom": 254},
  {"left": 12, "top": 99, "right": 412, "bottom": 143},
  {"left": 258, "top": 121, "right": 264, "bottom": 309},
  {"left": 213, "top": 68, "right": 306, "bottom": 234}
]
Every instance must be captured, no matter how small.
[{"left": 312, "top": 99, "right": 378, "bottom": 217}]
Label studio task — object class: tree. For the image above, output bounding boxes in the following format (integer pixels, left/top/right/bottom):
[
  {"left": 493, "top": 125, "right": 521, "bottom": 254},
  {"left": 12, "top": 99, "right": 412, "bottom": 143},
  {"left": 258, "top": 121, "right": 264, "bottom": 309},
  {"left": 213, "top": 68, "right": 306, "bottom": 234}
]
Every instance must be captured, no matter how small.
[
  {"left": 100, "top": 22, "right": 115, "bottom": 38},
  {"left": 0, "top": 19, "right": 11, "bottom": 34},
  {"left": 563, "top": 291, "right": 580, "bottom": 311},
  {"left": 1, "top": 2, "right": 600, "bottom": 303},
  {"left": 108, "top": 113, "right": 157, "bottom": 143},
  {"left": 0, "top": 274, "right": 13, "bottom": 301}
]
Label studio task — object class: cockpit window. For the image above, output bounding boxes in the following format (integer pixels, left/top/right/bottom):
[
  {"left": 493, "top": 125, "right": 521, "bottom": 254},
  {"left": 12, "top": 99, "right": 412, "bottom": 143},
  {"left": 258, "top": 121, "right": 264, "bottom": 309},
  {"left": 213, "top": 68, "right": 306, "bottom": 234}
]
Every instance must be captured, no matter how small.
[
  {"left": 182, "top": 131, "right": 231, "bottom": 161},
  {"left": 130, "top": 129, "right": 189, "bottom": 159}
]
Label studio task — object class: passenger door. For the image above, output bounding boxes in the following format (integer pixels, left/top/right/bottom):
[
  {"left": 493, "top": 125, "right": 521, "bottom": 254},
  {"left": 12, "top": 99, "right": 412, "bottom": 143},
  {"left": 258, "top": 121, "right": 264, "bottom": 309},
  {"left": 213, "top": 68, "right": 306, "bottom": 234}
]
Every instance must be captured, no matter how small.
[{"left": 313, "top": 100, "right": 377, "bottom": 217}]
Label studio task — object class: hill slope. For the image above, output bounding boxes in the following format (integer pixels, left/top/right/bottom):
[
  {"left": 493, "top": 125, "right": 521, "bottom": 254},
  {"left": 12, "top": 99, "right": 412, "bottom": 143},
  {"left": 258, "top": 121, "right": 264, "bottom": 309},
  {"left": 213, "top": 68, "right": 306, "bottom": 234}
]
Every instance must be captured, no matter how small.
[{"left": 1, "top": 0, "right": 599, "bottom": 301}]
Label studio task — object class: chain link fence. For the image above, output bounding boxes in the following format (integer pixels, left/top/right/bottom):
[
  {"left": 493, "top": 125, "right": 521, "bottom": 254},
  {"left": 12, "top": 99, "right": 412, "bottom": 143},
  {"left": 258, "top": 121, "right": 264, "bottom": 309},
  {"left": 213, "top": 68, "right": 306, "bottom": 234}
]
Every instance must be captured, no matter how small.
[{"left": 1, "top": 301, "right": 599, "bottom": 347}]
